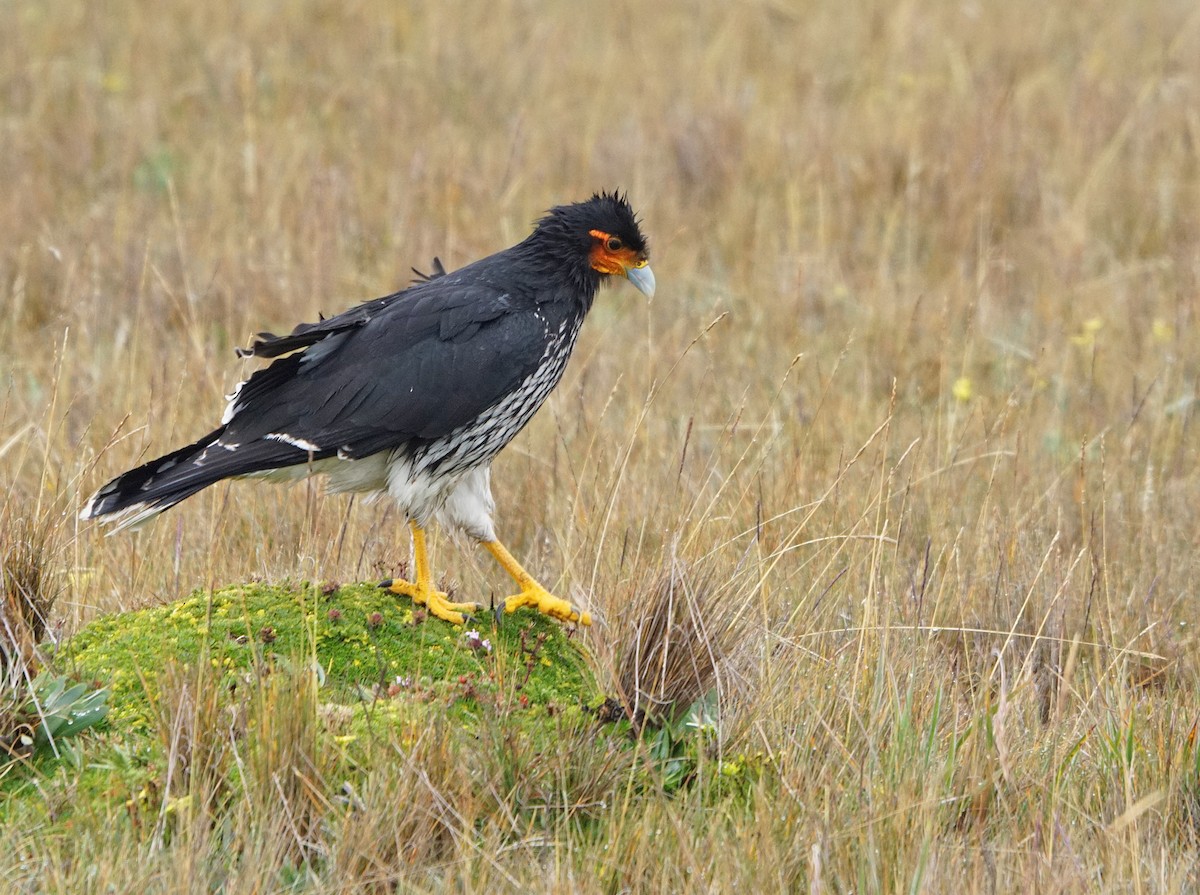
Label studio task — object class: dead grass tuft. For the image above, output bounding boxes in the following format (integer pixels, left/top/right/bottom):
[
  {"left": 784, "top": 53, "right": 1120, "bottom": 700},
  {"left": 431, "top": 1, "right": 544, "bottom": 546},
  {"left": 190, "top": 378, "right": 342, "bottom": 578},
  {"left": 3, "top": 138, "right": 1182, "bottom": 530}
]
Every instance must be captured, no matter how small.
[
  {"left": 604, "top": 548, "right": 756, "bottom": 729},
  {"left": 1, "top": 495, "right": 66, "bottom": 763},
  {"left": 0, "top": 498, "right": 61, "bottom": 687}
]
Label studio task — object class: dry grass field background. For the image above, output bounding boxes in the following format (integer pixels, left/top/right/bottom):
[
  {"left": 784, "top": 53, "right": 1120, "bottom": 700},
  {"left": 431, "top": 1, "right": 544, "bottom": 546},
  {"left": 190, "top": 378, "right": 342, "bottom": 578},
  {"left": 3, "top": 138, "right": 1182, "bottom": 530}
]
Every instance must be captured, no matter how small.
[{"left": 3, "top": 0, "right": 1200, "bottom": 890}]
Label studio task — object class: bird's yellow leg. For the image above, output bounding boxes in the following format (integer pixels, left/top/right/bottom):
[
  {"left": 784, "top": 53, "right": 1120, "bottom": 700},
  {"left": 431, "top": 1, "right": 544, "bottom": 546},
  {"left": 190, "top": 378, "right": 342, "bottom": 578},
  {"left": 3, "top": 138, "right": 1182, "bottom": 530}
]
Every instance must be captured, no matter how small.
[
  {"left": 482, "top": 540, "right": 592, "bottom": 626},
  {"left": 382, "top": 522, "right": 481, "bottom": 625}
]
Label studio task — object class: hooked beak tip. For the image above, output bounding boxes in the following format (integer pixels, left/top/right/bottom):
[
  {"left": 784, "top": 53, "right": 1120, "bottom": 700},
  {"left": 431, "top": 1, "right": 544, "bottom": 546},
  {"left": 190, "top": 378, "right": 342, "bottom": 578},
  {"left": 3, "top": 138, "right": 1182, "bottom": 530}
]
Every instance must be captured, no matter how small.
[{"left": 626, "top": 263, "right": 656, "bottom": 299}]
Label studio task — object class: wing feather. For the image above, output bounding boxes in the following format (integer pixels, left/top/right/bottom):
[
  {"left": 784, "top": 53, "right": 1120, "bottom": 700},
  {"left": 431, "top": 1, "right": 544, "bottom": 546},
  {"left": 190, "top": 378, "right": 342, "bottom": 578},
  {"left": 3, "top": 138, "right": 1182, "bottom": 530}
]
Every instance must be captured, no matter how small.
[
  {"left": 223, "top": 271, "right": 557, "bottom": 460},
  {"left": 236, "top": 257, "right": 448, "bottom": 359}
]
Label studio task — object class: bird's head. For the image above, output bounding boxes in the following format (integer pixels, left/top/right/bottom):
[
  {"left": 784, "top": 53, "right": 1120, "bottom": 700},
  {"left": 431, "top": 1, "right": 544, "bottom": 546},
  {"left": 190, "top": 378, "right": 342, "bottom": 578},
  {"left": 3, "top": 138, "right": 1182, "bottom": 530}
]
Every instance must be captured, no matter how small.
[{"left": 532, "top": 192, "right": 655, "bottom": 299}]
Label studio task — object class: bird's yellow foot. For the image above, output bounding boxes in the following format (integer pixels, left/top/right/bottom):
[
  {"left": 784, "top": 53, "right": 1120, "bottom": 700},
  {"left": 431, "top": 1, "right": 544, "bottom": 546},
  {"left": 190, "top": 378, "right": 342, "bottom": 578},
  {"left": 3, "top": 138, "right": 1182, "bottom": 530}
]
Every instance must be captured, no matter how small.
[
  {"left": 379, "top": 578, "right": 482, "bottom": 626},
  {"left": 504, "top": 585, "right": 592, "bottom": 626}
]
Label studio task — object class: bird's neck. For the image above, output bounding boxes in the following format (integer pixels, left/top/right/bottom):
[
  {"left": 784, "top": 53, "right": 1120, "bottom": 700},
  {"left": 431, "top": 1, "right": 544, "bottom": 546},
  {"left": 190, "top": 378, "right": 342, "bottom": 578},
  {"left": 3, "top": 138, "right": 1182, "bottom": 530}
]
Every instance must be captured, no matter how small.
[{"left": 512, "top": 234, "right": 600, "bottom": 312}]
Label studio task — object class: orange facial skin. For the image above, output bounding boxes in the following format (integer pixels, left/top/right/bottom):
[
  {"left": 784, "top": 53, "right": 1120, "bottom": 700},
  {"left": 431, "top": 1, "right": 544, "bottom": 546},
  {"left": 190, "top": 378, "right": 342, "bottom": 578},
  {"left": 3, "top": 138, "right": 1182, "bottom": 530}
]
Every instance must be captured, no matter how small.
[{"left": 587, "top": 228, "right": 649, "bottom": 277}]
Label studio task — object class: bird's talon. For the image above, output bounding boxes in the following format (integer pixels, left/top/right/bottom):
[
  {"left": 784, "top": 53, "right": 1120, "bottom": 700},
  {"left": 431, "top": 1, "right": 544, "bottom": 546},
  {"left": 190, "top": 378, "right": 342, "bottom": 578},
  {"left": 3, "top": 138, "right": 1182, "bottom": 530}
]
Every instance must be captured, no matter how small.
[
  {"left": 383, "top": 575, "right": 480, "bottom": 625},
  {"left": 382, "top": 577, "right": 420, "bottom": 599},
  {"left": 504, "top": 587, "right": 592, "bottom": 626}
]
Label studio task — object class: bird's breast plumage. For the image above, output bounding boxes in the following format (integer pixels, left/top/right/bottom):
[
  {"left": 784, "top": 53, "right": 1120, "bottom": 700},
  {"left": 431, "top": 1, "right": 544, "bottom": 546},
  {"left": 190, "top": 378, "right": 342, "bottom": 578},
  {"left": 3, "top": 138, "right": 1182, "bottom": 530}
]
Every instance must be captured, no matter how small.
[{"left": 406, "top": 311, "right": 584, "bottom": 479}]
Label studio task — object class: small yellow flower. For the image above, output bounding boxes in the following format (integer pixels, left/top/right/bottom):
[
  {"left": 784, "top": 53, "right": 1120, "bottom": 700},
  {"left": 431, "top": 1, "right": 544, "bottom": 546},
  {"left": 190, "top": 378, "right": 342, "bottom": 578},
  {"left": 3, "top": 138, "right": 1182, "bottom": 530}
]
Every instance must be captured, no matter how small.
[
  {"left": 1152, "top": 318, "right": 1173, "bottom": 342},
  {"left": 1070, "top": 317, "right": 1104, "bottom": 346},
  {"left": 952, "top": 377, "right": 973, "bottom": 402},
  {"left": 101, "top": 72, "right": 128, "bottom": 94}
]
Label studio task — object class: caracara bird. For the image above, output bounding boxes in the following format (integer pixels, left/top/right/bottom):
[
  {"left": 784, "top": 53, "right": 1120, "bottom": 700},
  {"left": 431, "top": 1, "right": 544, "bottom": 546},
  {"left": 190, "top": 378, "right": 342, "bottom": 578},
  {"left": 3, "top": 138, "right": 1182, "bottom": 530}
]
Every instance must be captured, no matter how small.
[{"left": 82, "top": 192, "right": 654, "bottom": 626}]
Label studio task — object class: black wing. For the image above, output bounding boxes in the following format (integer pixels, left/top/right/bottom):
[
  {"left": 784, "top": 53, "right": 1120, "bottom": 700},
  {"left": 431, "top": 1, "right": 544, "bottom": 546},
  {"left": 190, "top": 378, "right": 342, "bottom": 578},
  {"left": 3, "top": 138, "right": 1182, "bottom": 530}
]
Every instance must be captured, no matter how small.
[{"left": 222, "top": 270, "right": 552, "bottom": 458}]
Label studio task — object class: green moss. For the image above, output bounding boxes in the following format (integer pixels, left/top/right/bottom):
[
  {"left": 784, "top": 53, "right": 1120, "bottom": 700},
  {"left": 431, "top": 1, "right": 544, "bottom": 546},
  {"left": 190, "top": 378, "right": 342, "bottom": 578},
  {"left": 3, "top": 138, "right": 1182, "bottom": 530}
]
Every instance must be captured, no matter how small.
[
  {"left": 61, "top": 581, "right": 597, "bottom": 729},
  {"left": 0, "top": 582, "right": 603, "bottom": 828}
]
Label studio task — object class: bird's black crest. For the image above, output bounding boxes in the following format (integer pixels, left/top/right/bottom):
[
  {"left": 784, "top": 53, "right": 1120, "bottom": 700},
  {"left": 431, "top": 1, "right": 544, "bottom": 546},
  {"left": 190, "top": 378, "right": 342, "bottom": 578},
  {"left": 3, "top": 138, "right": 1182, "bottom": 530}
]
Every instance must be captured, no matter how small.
[{"left": 531, "top": 191, "right": 648, "bottom": 257}]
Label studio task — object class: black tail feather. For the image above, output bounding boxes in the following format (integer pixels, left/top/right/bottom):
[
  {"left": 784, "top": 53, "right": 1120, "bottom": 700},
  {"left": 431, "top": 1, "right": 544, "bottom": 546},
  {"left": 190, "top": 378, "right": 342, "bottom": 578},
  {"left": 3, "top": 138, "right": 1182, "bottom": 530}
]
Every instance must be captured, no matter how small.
[{"left": 81, "top": 427, "right": 317, "bottom": 529}]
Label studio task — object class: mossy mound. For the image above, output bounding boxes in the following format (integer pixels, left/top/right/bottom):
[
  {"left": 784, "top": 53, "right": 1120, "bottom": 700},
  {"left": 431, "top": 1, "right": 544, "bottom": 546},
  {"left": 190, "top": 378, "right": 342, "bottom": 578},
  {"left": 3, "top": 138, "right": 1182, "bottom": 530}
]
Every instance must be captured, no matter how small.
[{"left": 62, "top": 581, "right": 597, "bottom": 730}]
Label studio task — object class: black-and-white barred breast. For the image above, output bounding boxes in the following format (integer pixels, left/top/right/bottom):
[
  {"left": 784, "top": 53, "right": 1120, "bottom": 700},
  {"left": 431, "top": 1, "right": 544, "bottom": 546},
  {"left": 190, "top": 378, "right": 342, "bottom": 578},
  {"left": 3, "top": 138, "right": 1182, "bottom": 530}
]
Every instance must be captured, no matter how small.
[{"left": 414, "top": 315, "right": 583, "bottom": 478}]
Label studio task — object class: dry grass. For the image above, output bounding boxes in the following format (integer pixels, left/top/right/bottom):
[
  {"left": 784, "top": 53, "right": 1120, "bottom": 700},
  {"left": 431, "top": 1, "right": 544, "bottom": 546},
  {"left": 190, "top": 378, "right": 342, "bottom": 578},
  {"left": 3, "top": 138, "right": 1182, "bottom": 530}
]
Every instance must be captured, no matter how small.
[
  {"left": 1, "top": 495, "right": 67, "bottom": 764},
  {"left": 1, "top": 499, "right": 60, "bottom": 685},
  {"left": 3, "top": 0, "right": 1200, "bottom": 889}
]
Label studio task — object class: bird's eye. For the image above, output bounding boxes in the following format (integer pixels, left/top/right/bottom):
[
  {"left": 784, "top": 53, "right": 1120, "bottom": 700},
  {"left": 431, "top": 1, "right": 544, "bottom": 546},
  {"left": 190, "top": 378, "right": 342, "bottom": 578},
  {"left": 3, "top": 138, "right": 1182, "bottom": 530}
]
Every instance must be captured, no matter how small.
[{"left": 606, "top": 237, "right": 623, "bottom": 252}]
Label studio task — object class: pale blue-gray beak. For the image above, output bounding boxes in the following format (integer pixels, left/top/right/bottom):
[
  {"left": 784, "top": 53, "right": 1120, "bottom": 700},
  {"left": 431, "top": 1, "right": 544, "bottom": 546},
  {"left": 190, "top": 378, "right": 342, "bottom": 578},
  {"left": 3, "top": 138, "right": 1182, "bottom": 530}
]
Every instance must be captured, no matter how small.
[{"left": 625, "top": 263, "right": 656, "bottom": 299}]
